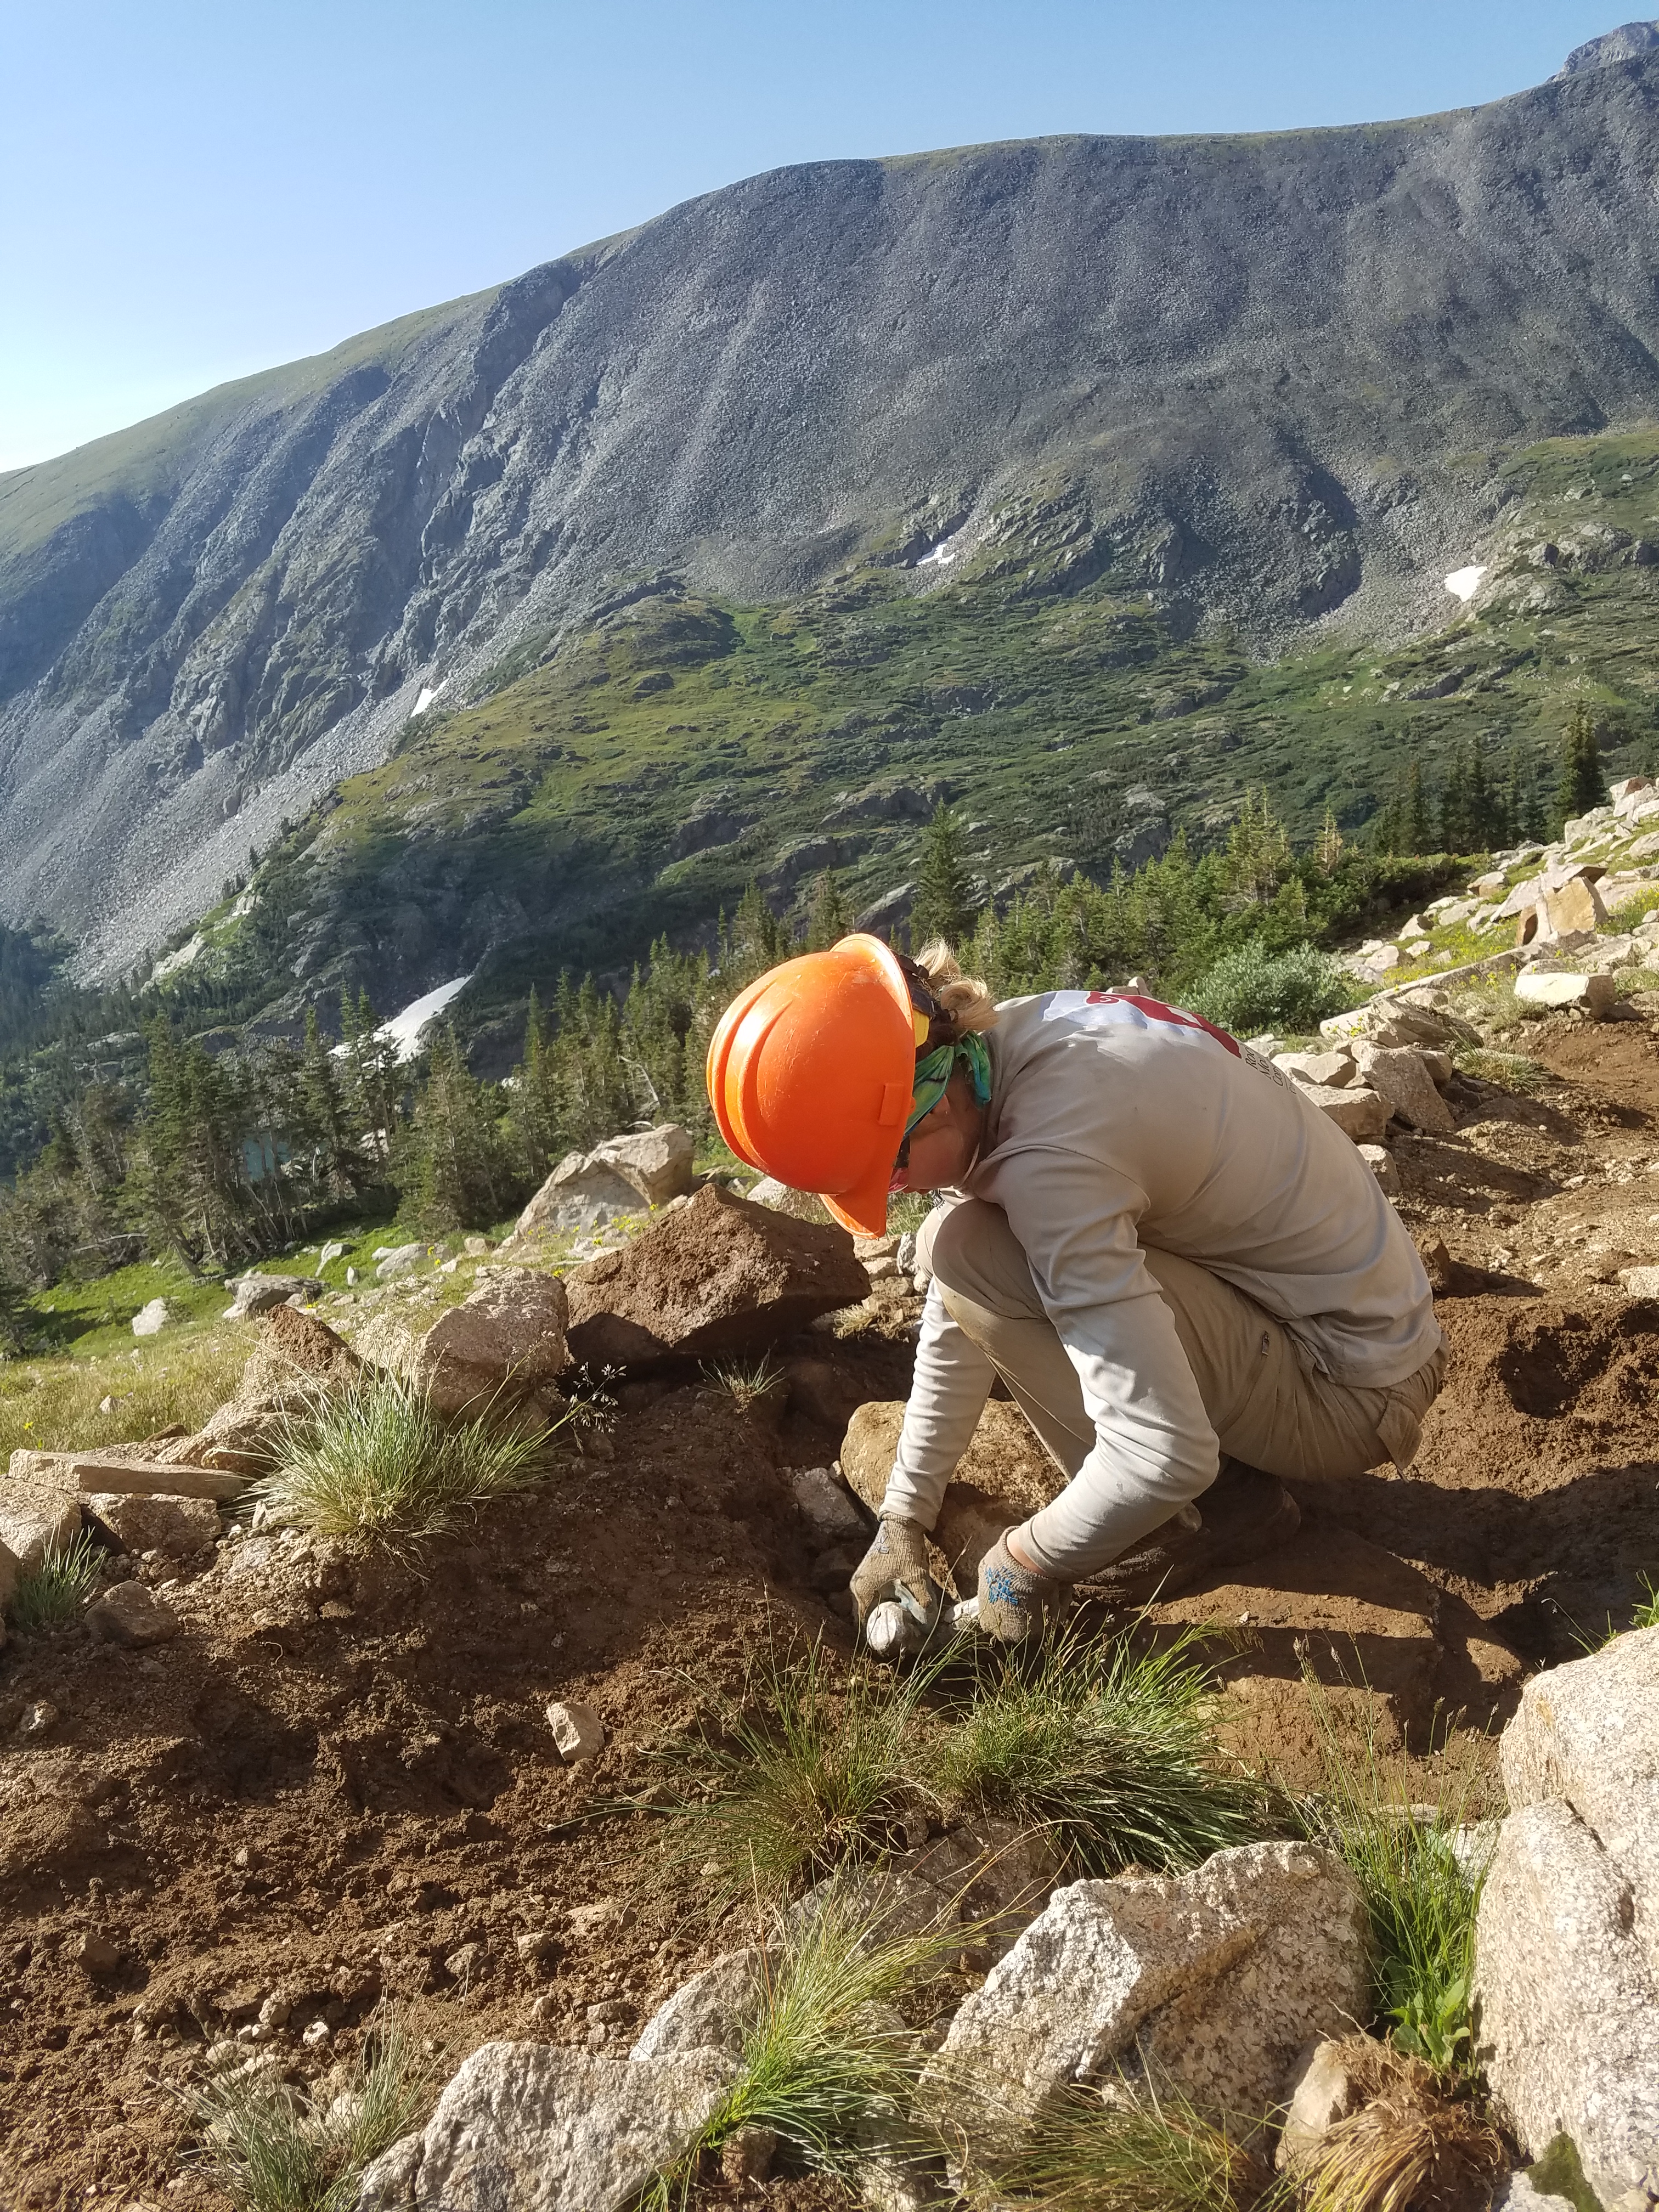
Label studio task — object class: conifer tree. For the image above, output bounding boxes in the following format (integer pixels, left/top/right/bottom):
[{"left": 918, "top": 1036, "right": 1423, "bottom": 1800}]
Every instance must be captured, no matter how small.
[
  {"left": 1554, "top": 701, "right": 1606, "bottom": 830},
  {"left": 409, "top": 1025, "right": 509, "bottom": 1232},
  {"left": 1465, "top": 738, "right": 1495, "bottom": 851},
  {"left": 1438, "top": 746, "right": 1469, "bottom": 853},
  {"left": 298, "top": 1007, "right": 359, "bottom": 1197},
  {"left": 1315, "top": 806, "right": 1345, "bottom": 876},
  {"left": 1404, "top": 756, "right": 1432, "bottom": 855},
  {"left": 0, "top": 1263, "right": 27, "bottom": 1357},
  {"left": 910, "top": 803, "right": 974, "bottom": 948},
  {"left": 1222, "top": 789, "right": 1292, "bottom": 905},
  {"left": 804, "top": 871, "right": 853, "bottom": 951}
]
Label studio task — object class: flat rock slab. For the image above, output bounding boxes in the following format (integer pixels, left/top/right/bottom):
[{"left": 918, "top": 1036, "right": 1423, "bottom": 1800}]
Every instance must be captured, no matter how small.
[
  {"left": 0, "top": 1475, "right": 82, "bottom": 1570},
  {"left": 563, "top": 1181, "right": 868, "bottom": 1369},
  {"left": 840, "top": 1397, "right": 1062, "bottom": 1593},
  {"left": 85, "top": 1492, "right": 220, "bottom": 1558},
  {"left": 1515, "top": 968, "right": 1616, "bottom": 1014},
  {"left": 355, "top": 2040, "right": 735, "bottom": 2211},
  {"left": 85, "top": 1580, "right": 180, "bottom": 1647},
  {"left": 927, "top": 1841, "right": 1368, "bottom": 2164}
]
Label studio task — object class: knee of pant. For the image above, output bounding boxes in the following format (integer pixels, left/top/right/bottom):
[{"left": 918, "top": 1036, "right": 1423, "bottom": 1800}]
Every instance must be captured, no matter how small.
[
  {"left": 924, "top": 1197, "right": 1040, "bottom": 1318},
  {"left": 921, "top": 1199, "right": 988, "bottom": 1295}
]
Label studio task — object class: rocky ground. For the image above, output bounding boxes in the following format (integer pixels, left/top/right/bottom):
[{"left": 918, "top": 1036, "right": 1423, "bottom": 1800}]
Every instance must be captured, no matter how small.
[{"left": 1, "top": 991, "right": 1657, "bottom": 2208}]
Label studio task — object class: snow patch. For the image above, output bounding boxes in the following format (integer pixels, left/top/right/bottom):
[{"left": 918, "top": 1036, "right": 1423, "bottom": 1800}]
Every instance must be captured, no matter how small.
[
  {"left": 411, "top": 677, "right": 448, "bottom": 716},
  {"left": 377, "top": 975, "right": 473, "bottom": 1063},
  {"left": 1443, "top": 565, "right": 1487, "bottom": 602},
  {"left": 917, "top": 539, "right": 958, "bottom": 567}
]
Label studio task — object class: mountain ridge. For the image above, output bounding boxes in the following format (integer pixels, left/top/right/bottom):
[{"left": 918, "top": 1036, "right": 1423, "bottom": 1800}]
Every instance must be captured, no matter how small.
[{"left": 9, "top": 47, "right": 1659, "bottom": 977}]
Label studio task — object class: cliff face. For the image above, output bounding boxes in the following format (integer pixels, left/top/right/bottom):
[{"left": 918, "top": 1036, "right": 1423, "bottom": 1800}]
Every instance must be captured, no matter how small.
[{"left": 8, "top": 54, "right": 1659, "bottom": 974}]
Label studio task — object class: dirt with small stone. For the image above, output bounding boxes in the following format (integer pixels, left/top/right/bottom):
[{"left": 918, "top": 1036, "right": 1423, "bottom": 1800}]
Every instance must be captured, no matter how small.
[{"left": 2, "top": 1004, "right": 1658, "bottom": 2207}]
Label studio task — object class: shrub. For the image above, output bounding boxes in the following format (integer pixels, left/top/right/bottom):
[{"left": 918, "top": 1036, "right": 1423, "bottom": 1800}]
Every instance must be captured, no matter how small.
[
  {"left": 657, "top": 1637, "right": 932, "bottom": 1908},
  {"left": 190, "top": 2006, "right": 437, "bottom": 2212},
  {"left": 251, "top": 1370, "right": 557, "bottom": 1547},
  {"left": 924, "top": 1627, "right": 1263, "bottom": 1877},
  {"left": 8, "top": 1531, "right": 103, "bottom": 1634},
  {"left": 1185, "top": 941, "right": 1356, "bottom": 1038}
]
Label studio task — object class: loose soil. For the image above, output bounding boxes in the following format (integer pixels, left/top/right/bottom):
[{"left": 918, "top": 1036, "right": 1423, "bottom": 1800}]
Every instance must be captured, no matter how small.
[{"left": 3, "top": 1005, "right": 1657, "bottom": 2209}]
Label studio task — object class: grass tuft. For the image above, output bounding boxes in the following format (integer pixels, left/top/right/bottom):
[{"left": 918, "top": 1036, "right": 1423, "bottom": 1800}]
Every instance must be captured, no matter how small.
[
  {"left": 8, "top": 1530, "right": 103, "bottom": 1634},
  {"left": 973, "top": 2082, "right": 1281, "bottom": 2212},
  {"left": 926, "top": 1627, "right": 1265, "bottom": 1877},
  {"left": 1297, "top": 1675, "right": 1488, "bottom": 2075},
  {"left": 1294, "top": 2041, "right": 1504, "bottom": 2212},
  {"left": 700, "top": 1353, "right": 786, "bottom": 1414},
  {"left": 1634, "top": 1576, "right": 1659, "bottom": 1632},
  {"left": 1452, "top": 1045, "right": 1545, "bottom": 1093},
  {"left": 651, "top": 1884, "right": 962, "bottom": 2207},
  {"left": 657, "top": 1637, "right": 933, "bottom": 1908},
  {"left": 250, "top": 1369, "right": 557, "bottom": 1547},
  {"left": 190, "top": 2006, "right": 437, "bottom": 2212}
]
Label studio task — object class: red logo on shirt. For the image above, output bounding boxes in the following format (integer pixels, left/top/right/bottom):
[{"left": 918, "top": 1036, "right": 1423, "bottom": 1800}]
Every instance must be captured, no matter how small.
[{"left": 1081, "top": 991, "right": 1242, "bottom": 1057}]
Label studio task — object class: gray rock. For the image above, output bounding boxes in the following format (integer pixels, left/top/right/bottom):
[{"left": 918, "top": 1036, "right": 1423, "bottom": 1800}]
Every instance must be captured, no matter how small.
[
  {"left": 1356, "top": 1142, "right": 1401, "bottom": 1195},
  {"left": 591, "top": 1125, "right": 696, "bottom": 1209},
  {"left": 1299, "top": 1084, "right": 1390, "bottom": 1143},
  {"left": 1514, "top": 968, "right": 1616, "bottom": 1014},
  {"left": 228, "top": 1271, "right": 324, "bottom": 1316},
  {"left": 0, "top": 1537, "right": 19, "bottom": 1614},
  {"left": 318, "top": 1240, "right": 347, "bottom": 1269},
  {"left": 926, "top": 1842, "right": 1369, "bottom": 2162},
  {"left": 1500, "top": 1624, "right": 1659, "bottom": 1978},
  {"left": 354, "top": 2040, "right": 735, "bottom": 2211},
  {"left": 85, "top": 1491, "right": 219, "bottom": 1559},
  {"left": 1353, "top": 1044, "right": 1454, "bottom": 1134},
  {"left": 1275, "top": 2035, "right": 1373, "bottom": 2168},
  {"left": 747, "top": 1176, "right": 836, "bottom": 1225},
  {"left": 792, "top": 1465, "right": 870, "bottom": 1544},
  {"left": 84, "top": 1580, "right": 180, "bottom": 1647},
  {"left": 510, "top": 1152, "right": 646, "bottom": 1239},
  {"left": 1274, "top": 1048, "right": 1356, "bottom": 1089},
  {"left": 630, "top": 1948, "right": 764, "bottom": 2060},
  {"left": 374, "top": 1244, "right": 427, "bottom": 1282},
  {"left": 411, "top": 1268, "right": 569, "bottom": 1415},
  {"left": 0, "top": 1482, "right": 82, "bottom": 1572},
  {"left": 1492, "top": 2174, "right": 1578, "bottom": 2209},
  {"left": 1475, "top": 1796, "right": 1659, "bottom": 2207}
]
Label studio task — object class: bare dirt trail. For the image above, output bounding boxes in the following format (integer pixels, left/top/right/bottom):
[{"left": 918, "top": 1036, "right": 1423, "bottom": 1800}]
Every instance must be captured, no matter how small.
[{"left": 2, "top": 1008, "right": 1657, "bottom": 2208}]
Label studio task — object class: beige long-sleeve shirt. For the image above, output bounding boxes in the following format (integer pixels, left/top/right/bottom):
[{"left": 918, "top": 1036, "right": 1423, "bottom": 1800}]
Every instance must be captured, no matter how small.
[{"left": 882, "top": 990, "right": 1441, "bottom": 1562}]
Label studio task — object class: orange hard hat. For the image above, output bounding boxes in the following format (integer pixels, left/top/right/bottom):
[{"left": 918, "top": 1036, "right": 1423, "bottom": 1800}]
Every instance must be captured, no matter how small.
[{"left": 706, "top": 934, "right": 926, "bottom": 1237}]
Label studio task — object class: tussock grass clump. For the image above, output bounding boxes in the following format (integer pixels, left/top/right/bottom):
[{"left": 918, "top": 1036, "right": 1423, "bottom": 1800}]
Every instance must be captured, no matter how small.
[
  {"left": 1634, "top": 1576, "right": 1659, "bottom": 1631},
  {"left": 701, "top": 1353, "right": 786, "bottom": 1414},
  {"left": 1295, "top": 2040, "right": 1503, "bottom": 2212},
  {"left": 1453, "top": 1045, "right": 1545, "bottom": 1093},
  {"left": 1299, "top": 1679, "right": 1488, "bottom": 2075},
  {"left": 658, "top": 1638, "right": 932, "bottom": 1907},
  {"left": 926, "top": 1628, "right": 1264, "bottom": 1877},
  {"left": 191, "top": 2007, "right": 437, "bottom": 2212},
  {"left": 652, "top": 1886, "right": 960, "bottom": 2207},
  {"left": 8, "top": 1531, "right": 103, "bottom": 1634},
  {"left": 251, "top": 1370, "right": 554, "bottom": 1547},
  {"left": 975, "top": 2084, "right": 1280, "bottom": 2212}
]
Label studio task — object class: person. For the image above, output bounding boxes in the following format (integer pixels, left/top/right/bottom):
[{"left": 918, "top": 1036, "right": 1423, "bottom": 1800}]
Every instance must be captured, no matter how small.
[{"left": 706, "top": 932, "right": 1444, "bottom": 1646}]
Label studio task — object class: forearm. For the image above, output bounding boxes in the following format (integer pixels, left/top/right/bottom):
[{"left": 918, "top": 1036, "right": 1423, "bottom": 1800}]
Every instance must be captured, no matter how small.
[
  {"left": 1014, "top": 1318, "right": 1219, "bottom": 1578},
  {"left": 879, "top": 1280, "right": 995, "bottom": 1530}
]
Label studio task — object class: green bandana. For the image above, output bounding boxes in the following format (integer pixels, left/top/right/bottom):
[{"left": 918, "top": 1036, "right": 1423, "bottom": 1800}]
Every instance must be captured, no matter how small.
[{"left": 905, "top": 1031, "right": 992, "bottom": 1136}]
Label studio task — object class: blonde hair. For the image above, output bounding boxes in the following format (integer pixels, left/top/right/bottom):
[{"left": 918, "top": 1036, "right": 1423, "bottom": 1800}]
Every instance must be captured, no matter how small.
[{"left": 913, "top": 939, "right": 999, "bottom": 1036}]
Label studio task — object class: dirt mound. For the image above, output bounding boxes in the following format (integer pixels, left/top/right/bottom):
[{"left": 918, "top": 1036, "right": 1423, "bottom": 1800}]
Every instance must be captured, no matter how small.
[{"left": 564, "top": 1182, "right": 870, "bottom": 1368}]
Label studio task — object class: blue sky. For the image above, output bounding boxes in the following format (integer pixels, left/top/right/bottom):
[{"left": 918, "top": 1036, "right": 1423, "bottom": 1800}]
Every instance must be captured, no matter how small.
[{"left": 0, "top": 1, "right": 1638, "bottom": 470}]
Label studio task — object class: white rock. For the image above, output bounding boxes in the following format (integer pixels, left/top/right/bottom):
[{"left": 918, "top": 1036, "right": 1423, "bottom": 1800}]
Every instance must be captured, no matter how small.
[
  {"left": 1613, "top": 777, "right": 1656, "bottom": 816},
  {"left": 131, "top": 1297, "right": 171, "bottom": 1338},
  {"left": 629, "top": 1948, "right": 763, "bottom": 2060},
  {"left": 1492, "top": 2173, "right": 1578, "bottom": 2209},
  {"left": 1276, "top": 2035, "right": 1370, "bottom": 2167},
  {"left": 791, "top": 1465, "right": 870, "bottom": 1544},
  {"left": 0, "top": 1483, "right": 82, "bottom": 1572},
  {"left": 546, "top": 1701, "right": 606, "bottom": 1762},
  {"left": 590, "top": 1125, "right": 696, "bottom": 1208},
  {"left": 318, "top": 1240, "right": 346, "bottom": 1269},
  {"left": 926, "top": 1841, "right": 1368, "bottom": 2162},
  {"left": 1273, "top": 1048, "right": 1357, "bottom": 1088},
  {"left": 1514, "top": 969, "right": 1617, "bottom": 1014},
  {"left": 746, "top": 1176, "right": 835, "bottom": 1224},
  {"left": 1353, "top": 1043, "right": 1454, "bottom": 1134},
  {"left": 1357, "top": 1143, "right": 1401, "bottom": 1195},
  {"left": 354, "top": 2041, "right": 735, "bottom": 2212},
  {"left": 1475, "top": 1797, "right": 1659, "bottom": 2207},
  {"left": 375, "top": 1243, "right": 427, "bottom": 1281},
  {"left": 1300, "top": 1084, "right": 1389, "bottom": 1143}
]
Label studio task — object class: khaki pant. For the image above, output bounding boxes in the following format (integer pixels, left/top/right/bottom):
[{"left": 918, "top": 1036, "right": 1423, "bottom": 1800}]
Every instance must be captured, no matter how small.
[{"left": 918, "top": 1200, "right": 1443, "bottom": 1570}]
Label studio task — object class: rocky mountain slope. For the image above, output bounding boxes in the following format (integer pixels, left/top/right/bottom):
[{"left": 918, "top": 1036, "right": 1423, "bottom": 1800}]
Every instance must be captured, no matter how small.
[{"left": 9, "top": 43, "right": 1659, "bottom": 978}]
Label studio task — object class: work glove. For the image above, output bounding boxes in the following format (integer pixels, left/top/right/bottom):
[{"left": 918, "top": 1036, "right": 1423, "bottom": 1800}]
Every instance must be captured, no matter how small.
[
  {"left": 849, "top": 1515, "right": 944, "bottom": 1646},
  {"left": 977, "top": 1529, "right": 1072, "bottom": 1645}
]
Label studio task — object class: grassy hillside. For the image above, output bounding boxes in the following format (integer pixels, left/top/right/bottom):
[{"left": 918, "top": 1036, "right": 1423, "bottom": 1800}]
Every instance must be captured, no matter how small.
[{"left": 137, "top": 421, "right": 1658, "bottom": 1053}]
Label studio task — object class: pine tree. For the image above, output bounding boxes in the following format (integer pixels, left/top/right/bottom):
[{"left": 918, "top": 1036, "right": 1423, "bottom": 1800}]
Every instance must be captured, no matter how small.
[
  {"left": 512, "top": 985, "right": 560, "bottom": 1181},
  {"left": 408, "top": 1025, "right": 510, "bottom": 1232},
  {"left": 1438, "top": 746, "right": 1469, "bottom": 854},
  {"left": 1465, "top": 738, "right": 1496, "bottom": 852},
  {"left": 1554, "top": 701, "right": 1606, "bottom": 830},
  {"left": 910, "top": 804, "right": 974, "bottom": 949},
  {"left": 1221, "top": 789, "right": 1292, "bottom": 905},
  {"left": 298, "top": 1007, "right": 359, "bottom": 1197},
  {"left": 1404, "top": 756, "right": 1432, "bottom": 856},
  {"left": 1314, "top": 806, "right": 1345, "bottom": 876},
  {"left": 0, "top": 1263, "right": 27, "bottom": 1357},
  {"left": 804, "top": 871, "right": 853, "bottom": 951}
]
